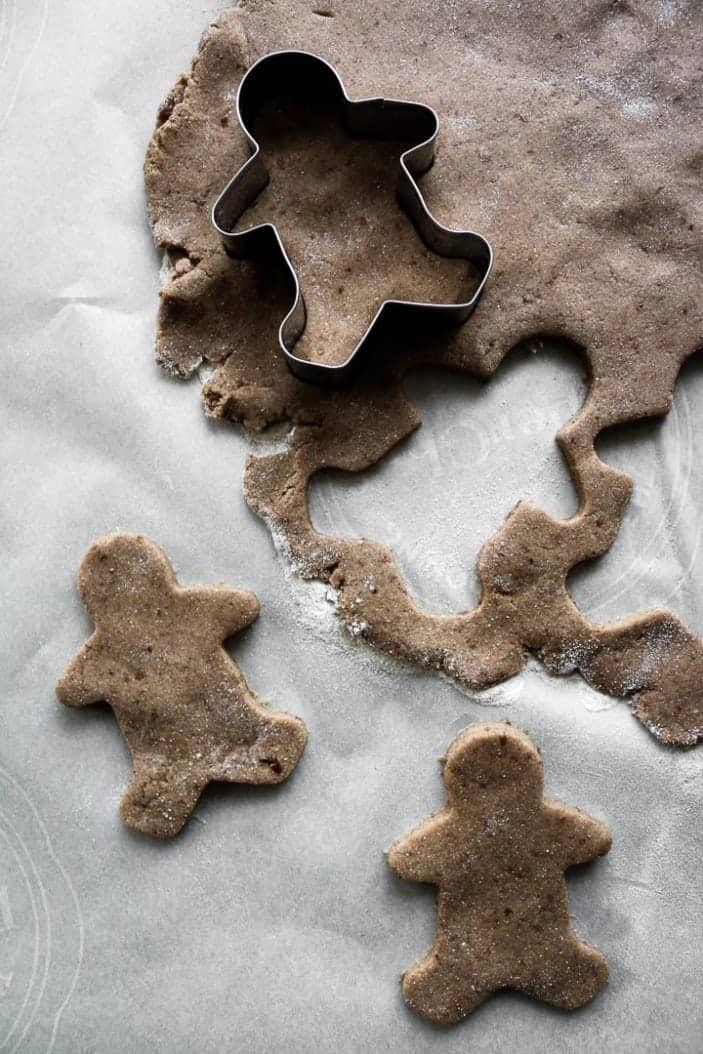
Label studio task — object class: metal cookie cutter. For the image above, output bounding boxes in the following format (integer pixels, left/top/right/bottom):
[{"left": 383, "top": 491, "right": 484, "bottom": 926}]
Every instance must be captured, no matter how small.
[{"left": 212, "top": 50, "right": 493, "bottom": 387}]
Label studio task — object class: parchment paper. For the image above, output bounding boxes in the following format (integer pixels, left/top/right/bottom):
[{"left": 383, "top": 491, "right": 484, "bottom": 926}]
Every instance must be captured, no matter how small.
[{"left": 1, "top": 2, "right": 701, "bottom": 1051}]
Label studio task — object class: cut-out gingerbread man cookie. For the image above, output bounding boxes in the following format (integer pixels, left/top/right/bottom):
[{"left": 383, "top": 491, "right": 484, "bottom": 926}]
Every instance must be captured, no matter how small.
[
  {"left": 388, "top": 722, "right": 611, "bottom": 1025},
  {"left": 57, "top": 534, "right": 307, "bottom": 838}
]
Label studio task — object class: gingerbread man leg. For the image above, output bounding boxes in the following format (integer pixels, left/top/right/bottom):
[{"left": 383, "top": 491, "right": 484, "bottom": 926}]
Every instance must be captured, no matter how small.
[
  {"left": 251, "top": 709, "right": 307, "bottom": 779},
  {"left": 212, "top": 708, "right": 307, "bottom": 785},
  {"left": 120, "top": 760, "right": 207, "bottom": 839},
  {"left": 519, "top": 937, "right": 609, "bottom": 1010},
  {"left": 401, "top": 949, "right": 490, "bottom": 1026}
]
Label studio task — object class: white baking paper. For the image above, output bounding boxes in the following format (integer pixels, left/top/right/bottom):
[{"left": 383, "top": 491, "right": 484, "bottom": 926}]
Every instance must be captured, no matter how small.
[{"left": 1, "top": 2, "right": 701, "bottom": 1051}]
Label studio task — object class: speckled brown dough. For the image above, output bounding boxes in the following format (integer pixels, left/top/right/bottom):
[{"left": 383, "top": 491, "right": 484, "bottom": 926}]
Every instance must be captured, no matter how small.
[
  {"left": 144, "top": 3, "right": 703, "bottom": 745},
  {"left": 388, "top": 722, "right": 611, "bottom": 1025},
  {"left": 56, "top": 535, "right": 307, "bottom": 838}
]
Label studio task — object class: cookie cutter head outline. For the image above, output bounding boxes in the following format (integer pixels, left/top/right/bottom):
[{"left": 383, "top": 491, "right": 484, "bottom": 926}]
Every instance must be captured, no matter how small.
[{"left": 212, "top": 50, "right": 493, "bottom": 387}]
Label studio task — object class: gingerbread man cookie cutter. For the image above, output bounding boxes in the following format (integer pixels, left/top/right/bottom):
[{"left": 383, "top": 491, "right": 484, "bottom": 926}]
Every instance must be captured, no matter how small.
[{"left": 212, "top": 50, "right": 493, "bottom": 387}]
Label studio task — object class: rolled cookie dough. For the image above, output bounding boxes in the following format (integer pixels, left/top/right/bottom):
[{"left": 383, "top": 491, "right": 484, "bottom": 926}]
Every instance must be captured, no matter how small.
[
  {"left": 57, "top": 534, "right": 307, "bottom": 837},
  {"left": 388, "top": 722, "right": 611, "bottom": 1024},
  {"left": 145, "top": 3, "right": 703, "bottom": 744}
]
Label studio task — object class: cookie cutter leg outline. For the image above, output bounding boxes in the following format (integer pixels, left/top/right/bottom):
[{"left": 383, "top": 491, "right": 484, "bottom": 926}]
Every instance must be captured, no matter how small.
[{"left": 212, "top": 50, "right": 493, "bottom": 387}]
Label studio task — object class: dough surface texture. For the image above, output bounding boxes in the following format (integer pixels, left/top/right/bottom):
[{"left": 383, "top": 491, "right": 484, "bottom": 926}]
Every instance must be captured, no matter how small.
[
  {"left": 145, "top": 2, "right": 703, "bottom": 745},
  {"left": 57, "top": 534, "right": 307, "bottom": 837},
  {"left": 388, "top": 721, "right": 611, "bottom": 1025}
]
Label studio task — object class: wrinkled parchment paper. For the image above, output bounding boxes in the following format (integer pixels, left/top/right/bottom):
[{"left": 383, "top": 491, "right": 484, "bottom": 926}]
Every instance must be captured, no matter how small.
[{"left": 1, "top": 2, "right": 701, "bottom": 1050}]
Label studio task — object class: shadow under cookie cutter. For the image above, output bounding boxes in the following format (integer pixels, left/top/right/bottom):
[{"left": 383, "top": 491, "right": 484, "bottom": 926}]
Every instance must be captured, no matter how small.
[{"left": 212, "top": 50, "right": 493, "bottom": 387}]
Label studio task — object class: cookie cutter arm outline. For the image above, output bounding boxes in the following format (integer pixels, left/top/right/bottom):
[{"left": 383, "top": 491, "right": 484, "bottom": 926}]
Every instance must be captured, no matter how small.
[{"left": 212, "top": 50, "right": 493, "bottom": 387}]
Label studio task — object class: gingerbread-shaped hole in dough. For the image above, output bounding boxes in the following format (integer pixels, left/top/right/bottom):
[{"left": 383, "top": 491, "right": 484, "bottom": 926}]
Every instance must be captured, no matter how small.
[
  {"left": 570, "top": 351, "right": 703, "bottom": 633},
  {"left": 309, "top": 342, "right": 583, "bottom": 613}
]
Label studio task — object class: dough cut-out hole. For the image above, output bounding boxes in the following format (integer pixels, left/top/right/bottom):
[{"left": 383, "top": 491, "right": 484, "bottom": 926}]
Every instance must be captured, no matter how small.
[
  {"left": 233, "top": 90, "right": 479, "bottom": 368},
  {"left": 310, "top": 342, "right": 584, "bottom": 614},
  {"left": 569, "top": 351, "right": 703, "bottom": 634}
]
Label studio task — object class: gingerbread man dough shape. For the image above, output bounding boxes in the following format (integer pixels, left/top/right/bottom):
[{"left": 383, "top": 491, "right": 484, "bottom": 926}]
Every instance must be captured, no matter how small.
[
  {"left": 57, "top": 534, "right": 307, "bottom": 838},
  {"left": 388, "top": 722, "right": 611, "bottom": 1025}
]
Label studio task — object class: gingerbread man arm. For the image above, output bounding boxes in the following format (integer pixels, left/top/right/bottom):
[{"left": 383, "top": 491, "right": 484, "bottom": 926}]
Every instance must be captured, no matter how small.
[
  {"left": 388, "top": 812, "right": 453, "bottom": 885},
  {"left": 543, "top": 799, "right": 612, "bottom": 868},
  {"left": 182, "top": 587, "right": 260, "bottom": 641},
  {"left": 56, "top": 635, "right": 109, "bottom": 707}
]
